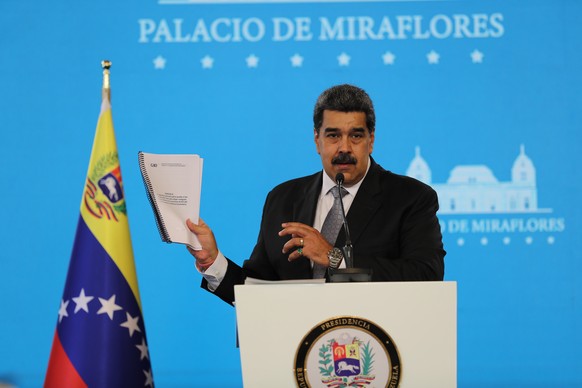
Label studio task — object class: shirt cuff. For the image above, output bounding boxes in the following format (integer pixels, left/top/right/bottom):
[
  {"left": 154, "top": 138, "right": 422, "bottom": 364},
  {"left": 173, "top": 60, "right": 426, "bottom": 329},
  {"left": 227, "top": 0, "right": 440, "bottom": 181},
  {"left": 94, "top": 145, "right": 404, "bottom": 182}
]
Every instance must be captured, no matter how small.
[{"left": 196, "top": 251, "right": 228, "bottom": 292}]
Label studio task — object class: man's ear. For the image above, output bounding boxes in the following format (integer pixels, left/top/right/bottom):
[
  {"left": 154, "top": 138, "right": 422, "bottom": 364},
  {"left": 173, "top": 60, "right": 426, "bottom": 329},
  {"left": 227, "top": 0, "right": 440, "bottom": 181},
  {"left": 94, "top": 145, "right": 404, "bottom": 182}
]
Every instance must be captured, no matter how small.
[{"left": 314, "top": 129, "right": 321, "bottom": 154}]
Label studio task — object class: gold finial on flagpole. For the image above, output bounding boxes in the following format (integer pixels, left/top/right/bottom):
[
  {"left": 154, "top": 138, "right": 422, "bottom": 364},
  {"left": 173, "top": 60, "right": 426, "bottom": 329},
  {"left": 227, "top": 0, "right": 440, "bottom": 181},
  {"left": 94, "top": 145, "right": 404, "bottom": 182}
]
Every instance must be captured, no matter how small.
[{"left": 101, "top": 60, "right": 111, "bottom": 101}]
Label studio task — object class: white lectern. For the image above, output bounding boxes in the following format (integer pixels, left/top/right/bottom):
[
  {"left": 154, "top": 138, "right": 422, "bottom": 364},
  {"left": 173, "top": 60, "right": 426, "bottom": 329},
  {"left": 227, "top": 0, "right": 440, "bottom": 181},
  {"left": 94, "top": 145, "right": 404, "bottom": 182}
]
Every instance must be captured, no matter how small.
[{"left": 235, "top": 281, "right": 456, "bottom": 387}]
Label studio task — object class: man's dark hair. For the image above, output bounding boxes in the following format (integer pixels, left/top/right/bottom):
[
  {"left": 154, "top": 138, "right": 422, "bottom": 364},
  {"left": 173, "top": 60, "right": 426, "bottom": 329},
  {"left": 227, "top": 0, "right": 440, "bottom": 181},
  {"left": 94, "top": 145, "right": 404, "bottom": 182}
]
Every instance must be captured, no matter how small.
[{"left": 313, "top": 84, "right": 376, "bottom": 134}]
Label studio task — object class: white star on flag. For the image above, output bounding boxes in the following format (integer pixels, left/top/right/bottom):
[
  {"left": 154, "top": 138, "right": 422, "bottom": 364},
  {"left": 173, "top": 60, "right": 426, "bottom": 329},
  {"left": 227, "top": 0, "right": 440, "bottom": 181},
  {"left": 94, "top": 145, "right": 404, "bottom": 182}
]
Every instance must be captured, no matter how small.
[
  {"left": 72, "top": 288, "right": 94, "bottom": 313},
  {"left": 120, "top": 312, "right": 142, "bottom": 337},
  {"left": 246, "top": 54, "right": 259, "bottom": 68},
  {"left": 136, "top": 338, "right": 150, "bottom": 360},
  {"left": 153, "top": 55, "right": 166, "bottom": 70},
  {"left": 143, "top": 369, "right": 154, "bottom": 387},
  {"left": 382, "top": 51, "right": 396, "bottom": 65},
  {"left": 290, "top": 53, "right": 304, "bottom": 67},
  {"left": 337, "top": 52, "right": 351, "bottom": 66},
  {"left": 201, "top": 55, "right": 214, "bottom": 69},
  {"left": 58, "top": 299, "right": 69, "bottom": 323},
  {"left": 97, "top": 294, "right": 123, "bottom": 320},
  {"left": 427, "top": 50, "right": 440, "bottom": 64},
  {"left": 471, "top": 49, "right": 484, "bottom": 63}
]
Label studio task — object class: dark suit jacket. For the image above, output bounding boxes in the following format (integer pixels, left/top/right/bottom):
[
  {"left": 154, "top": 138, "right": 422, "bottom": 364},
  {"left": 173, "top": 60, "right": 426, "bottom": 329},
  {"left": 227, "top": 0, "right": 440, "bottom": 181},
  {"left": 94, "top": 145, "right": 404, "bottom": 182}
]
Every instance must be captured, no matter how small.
[{"left": 203, "top": 158, "right": 445, "bottom": 305}]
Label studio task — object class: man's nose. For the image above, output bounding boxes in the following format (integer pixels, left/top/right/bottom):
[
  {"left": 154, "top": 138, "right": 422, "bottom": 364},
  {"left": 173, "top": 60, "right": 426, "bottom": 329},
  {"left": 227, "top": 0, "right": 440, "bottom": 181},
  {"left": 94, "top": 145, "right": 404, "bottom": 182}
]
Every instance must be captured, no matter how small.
[{"left": 338, "top": 135, "right": 352, "bottom": 152}]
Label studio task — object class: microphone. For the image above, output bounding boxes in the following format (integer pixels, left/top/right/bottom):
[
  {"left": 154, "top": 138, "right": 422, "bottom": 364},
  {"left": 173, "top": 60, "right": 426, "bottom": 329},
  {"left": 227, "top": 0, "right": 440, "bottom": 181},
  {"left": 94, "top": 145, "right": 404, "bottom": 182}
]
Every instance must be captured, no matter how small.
[
  {"left": 328, "top": 172, "right": 373, "bottom": 282},
  {"left": 335, "top": 173, "right": 354, "bottom": 268}
]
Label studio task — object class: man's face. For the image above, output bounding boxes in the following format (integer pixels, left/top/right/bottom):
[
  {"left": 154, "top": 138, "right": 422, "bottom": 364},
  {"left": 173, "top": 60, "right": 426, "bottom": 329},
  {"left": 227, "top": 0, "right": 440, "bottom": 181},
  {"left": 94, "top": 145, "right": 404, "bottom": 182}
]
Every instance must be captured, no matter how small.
[{"left": 315, "top": 110, "right": 375, "bottom": 186}]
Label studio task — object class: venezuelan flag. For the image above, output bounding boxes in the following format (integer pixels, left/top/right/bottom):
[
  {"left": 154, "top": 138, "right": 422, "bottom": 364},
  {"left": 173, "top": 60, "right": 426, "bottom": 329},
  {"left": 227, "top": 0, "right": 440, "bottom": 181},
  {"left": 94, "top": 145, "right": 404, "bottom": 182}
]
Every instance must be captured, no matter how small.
[{"left": 45, "top": 65, "right": 154, "bottom": 387}]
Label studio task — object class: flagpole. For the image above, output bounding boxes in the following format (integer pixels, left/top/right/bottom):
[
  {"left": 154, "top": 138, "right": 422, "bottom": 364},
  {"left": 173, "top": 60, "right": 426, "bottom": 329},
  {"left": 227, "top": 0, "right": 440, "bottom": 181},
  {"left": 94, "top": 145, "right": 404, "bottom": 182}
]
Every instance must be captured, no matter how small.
[{"left": 101, "top": 60, "right": 111, "bottom": 102}]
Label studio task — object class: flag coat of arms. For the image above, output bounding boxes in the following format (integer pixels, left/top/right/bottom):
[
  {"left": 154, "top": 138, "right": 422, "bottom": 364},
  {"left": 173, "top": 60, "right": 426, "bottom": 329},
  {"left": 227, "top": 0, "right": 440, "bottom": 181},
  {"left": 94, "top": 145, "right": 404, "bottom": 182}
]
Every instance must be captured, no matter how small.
[
  {"left": 45, "top": 70, "right": 154, "bottom": 387},
  {"left": 333, "top": 342, "right": 361, "bottom": 377}
]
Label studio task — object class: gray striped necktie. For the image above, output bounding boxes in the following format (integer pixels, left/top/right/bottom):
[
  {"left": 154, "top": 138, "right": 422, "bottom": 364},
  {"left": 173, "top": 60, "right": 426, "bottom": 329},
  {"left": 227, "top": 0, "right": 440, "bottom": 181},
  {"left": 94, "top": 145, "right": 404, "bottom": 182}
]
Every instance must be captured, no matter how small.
[{"left": 313, "top": 186, "right": 348, "bottom": 278}]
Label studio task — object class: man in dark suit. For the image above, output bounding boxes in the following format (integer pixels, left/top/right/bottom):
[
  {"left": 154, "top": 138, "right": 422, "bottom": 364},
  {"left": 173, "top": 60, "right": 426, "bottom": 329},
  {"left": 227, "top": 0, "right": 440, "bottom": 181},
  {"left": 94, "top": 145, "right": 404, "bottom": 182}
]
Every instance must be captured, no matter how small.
[{"left": 187, "top": 84, "right": 445, "bottom": 305}]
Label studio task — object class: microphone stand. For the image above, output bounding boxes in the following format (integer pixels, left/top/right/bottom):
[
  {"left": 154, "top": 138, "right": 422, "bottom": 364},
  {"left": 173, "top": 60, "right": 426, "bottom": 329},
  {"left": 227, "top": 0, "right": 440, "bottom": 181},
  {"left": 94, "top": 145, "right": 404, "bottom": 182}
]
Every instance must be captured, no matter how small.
[
  {"left": 337, "top": 176, "right": 354, "bottom": 268},
  {"left": 328, "top": 173, "right": 373, "bottom": 283}
]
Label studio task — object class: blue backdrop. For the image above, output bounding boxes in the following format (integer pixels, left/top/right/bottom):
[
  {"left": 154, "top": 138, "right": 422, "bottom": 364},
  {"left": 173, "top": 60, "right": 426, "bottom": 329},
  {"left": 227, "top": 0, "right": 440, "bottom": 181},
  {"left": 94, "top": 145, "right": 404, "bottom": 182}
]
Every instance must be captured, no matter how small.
[{"left": 1, "top": 0, "right": 581, "bottom": 386}]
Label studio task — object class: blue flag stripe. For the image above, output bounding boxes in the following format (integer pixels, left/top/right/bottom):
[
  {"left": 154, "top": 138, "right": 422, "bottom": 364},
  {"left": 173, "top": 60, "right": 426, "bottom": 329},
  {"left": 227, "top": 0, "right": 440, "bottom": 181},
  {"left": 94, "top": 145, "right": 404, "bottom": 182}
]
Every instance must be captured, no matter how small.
[{"left": 57, "top": 215, "right": 152, "bottom": 387}]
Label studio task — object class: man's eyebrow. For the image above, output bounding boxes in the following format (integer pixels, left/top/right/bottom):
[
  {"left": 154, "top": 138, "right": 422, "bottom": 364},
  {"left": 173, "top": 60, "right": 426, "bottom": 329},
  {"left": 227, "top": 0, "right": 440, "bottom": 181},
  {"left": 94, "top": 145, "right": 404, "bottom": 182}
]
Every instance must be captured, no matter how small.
[{"left": 323, "top": 127, "right": 366, "bottom": 133}]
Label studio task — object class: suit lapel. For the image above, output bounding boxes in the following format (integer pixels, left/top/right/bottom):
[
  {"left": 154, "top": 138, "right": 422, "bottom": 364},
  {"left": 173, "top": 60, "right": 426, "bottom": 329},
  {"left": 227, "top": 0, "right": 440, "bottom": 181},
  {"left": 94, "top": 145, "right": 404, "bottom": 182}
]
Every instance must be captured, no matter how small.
[
  {"left": 335, "top": 160, "right": 384, "bottom": 251},
  {"left": 291, "top": 172, "right": 322, "bottom": 277},
  {"left": 293, "top": 171, "right": 322, "bottom": 225}
]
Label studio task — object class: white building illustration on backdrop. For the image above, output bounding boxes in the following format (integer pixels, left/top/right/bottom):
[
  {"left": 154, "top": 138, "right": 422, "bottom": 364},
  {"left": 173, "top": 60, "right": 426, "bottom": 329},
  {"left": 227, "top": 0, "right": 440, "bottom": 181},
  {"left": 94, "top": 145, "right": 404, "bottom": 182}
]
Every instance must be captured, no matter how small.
[{"left": 406, "top": 145, "right": 551, "bottom": 214}]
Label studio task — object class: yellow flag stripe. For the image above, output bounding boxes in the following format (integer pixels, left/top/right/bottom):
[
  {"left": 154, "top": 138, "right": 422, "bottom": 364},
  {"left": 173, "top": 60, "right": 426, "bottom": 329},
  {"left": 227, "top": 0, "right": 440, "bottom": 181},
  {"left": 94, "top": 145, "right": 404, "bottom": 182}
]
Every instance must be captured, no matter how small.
[{"left": 80, "top": 106, "right": 142, "bottom": 310}]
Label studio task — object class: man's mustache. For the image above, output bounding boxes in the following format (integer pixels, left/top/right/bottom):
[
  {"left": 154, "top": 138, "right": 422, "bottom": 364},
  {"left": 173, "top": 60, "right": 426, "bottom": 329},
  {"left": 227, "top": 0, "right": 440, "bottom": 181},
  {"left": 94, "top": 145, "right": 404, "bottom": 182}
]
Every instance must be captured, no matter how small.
[{"left": 332, "top": 154, "right": 357, "bottom": 165}]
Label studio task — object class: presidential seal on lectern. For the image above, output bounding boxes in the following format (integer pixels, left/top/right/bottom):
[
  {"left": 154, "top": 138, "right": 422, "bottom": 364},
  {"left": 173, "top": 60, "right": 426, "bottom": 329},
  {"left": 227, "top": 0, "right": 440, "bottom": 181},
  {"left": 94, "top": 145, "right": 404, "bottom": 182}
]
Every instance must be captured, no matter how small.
[{"left": 294, "top": 316, "right": 401, "bottom": 388}]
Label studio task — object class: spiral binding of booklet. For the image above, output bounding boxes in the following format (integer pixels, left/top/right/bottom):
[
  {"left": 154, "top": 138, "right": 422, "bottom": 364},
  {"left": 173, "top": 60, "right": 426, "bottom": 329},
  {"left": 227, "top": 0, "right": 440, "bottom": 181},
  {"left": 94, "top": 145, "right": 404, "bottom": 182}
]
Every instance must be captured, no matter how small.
[{"left": 138, "top": 151, "right": 172, "bottom": 242}]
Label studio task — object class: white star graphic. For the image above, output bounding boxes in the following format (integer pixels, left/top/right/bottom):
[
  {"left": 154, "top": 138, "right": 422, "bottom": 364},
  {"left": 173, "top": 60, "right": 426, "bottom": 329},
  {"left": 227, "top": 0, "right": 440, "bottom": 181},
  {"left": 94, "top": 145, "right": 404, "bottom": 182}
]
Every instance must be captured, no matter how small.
[
  {"left": 547, "top": 236, "right": 555, "bottom": 245},
  {"left": 120, "top": 312, "right": 142, "bottom": 337},
  {"left": 97, "top": 294, "right": 123, "bottom": 320},
  {"left": 480, "top": 237, "right": 488, "bottom": 246},
  {"left": 503, "top": 237, "right": 511, "bottom": 245},
  {"left": 457, "top": 238, "right": 465, "bottom": 246},
  {"left": 136, "top": 338, "right": 150, "bottom": 360},
  {"left": 201, "top": 55, "right": 214, "bottom": 69},
  {"left": 382, "top": 51, "right": 396, "bottom": 65},
  {"left": 427, "top": 50, "right": 440, "bottom": 64},
  {"left": 246, "top": 54, "right": 259, "bottom": 68},
  {"left": 290, "top": 53, "right": 304, "bottom": 67},
  {"left": 471, "top": 49, "right": 484, "bottom": 63},
  {"left": 58, "top": 299, "right": 69, "bottom": 323},
  {"left": 337, "top": 52, "right": 351, "bottom": 66},
  {"left": 525, "top": 236, "right": 533, "bottom": 245},
  {"left": 72, "top": 288, "right": 94, "bottom": 314},
  {"left": 143, "top": 369, "right": 154, "bottom": 387},
  {"left": 153, "top": 55, "right": 166, "bottom": 70}
]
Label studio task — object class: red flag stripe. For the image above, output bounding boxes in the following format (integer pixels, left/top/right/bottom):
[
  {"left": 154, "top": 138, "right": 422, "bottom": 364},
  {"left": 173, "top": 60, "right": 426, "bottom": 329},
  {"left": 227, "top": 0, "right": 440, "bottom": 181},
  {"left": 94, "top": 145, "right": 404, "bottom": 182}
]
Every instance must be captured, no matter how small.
[{"left": 44, "top": 331, "right": 87, "bottom": 388}]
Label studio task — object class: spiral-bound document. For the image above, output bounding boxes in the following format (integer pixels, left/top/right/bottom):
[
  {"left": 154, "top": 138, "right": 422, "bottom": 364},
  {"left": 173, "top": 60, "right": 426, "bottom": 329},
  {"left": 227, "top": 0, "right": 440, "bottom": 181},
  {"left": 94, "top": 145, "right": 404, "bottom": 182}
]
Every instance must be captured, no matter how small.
[{"left": 138, "top": 152, "right": 203, "bottom": 249}]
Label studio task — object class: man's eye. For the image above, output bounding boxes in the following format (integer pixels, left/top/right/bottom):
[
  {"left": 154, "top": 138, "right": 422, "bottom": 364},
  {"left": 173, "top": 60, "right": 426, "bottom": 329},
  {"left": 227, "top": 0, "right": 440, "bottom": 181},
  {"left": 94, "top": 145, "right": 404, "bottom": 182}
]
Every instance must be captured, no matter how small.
[{"left": 326, "top": 133, "right": 339, "bottom": 138}]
